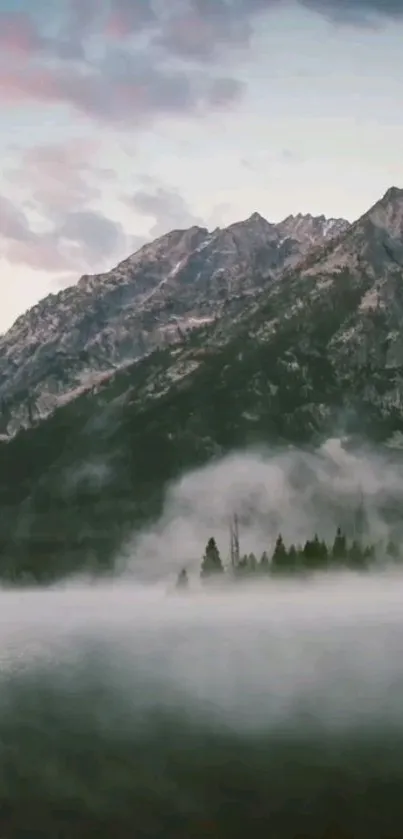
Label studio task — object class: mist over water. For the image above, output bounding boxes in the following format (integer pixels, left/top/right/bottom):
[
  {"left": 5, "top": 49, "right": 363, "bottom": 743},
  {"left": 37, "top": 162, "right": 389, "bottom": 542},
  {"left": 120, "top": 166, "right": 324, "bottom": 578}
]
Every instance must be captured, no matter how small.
[
  {"left": 1, "top": 575, "right": 403, "bottom": 836},
  {"left": 4, "top": 439, "right": 403, "bottom": 836}
]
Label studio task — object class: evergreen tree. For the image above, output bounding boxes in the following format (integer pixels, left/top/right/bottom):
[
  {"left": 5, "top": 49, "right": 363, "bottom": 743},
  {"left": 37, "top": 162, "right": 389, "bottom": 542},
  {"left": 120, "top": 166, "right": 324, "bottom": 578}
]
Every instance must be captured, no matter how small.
[
  {"left": 319, "top": 539, "right": 329, "bottom": 565},
  {"left": 312, "top": 534, "right": 322, "bottom": 561},
  {"left": 302, "top": 535, "right": 322, "bottom": 568},
  {"left": 332, "top": 527, "right": 347, "bottom": 563},
  {"left": 200, "top": 537, "right": 224, "bottom": 579},
  {"left": 303, "top": 538, "right": 315, "bottom": 563},
  {"left": 236, "top": 555, "right": 249, "bottom": 577},
  {"left": 309, "top": 534, "right": 328, "bottom": 569},
  {"left": 271, "top": 534, "right": 288, "bottom": 572},
  {"left": 288, "top": 544, "right": 298, "bottom": 569}
]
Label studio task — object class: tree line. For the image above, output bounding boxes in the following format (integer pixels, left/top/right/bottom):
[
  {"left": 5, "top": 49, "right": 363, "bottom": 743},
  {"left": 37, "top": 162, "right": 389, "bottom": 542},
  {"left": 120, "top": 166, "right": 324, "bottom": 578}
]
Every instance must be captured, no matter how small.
[{"left": 176, "top": 528, "right": 400, "bottom": 588}]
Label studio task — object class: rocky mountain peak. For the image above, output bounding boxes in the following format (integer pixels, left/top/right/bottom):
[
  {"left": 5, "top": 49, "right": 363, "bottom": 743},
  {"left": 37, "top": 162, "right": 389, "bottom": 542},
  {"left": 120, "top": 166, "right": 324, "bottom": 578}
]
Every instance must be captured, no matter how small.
[
  {"left": 244, "top": 211, "right": 272, "bottom": 229},
  {"left": 276, "top": 212, "right": 350, "bottom": 246},
  {"left": 225, "top": 211, "right": 275, "bottom": 240},
  {"left": 113, "top": 224, "right": 209, "bottom": 272},
  {"left": 380, "top": 185, "right": 403, "bottom": 203},
  {"left": 293, "top": 185, "right": 403, "bottom": 290},
  {"left": 0, "top": 202, "right": 360, "bottom": 437},
  {"left": 365, "top": 186, "right": 403, "bottom": 240}
]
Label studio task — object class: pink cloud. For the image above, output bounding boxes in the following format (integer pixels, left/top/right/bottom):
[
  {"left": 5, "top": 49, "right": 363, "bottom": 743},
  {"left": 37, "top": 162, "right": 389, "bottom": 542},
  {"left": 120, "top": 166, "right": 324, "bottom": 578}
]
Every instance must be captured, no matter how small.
[
  {"left": 23, "top": 138, "right": 98, "bottom": 169},
  {"left": 0, "top": 11, "right": 44, "bottom": 57},
  {"left": 0, "top": 194, "right": 67, "bottom": 271},
  {"left": 0, "top": 67, "right": 61, "bottom": 105},
  {"left": 0, "top": 59, "right": 241, "bottom": 125},
  {"left": 0, "top": 2, "right": 249, "bottom": 134},
  {"left": 16, "top": 139, "right": 103, "bottom": 214},
  {"left": 5, "top": 239, "right": 71, "bottom": 272},
  {"left": 0, "top": 195, "right": 31, "bottom": 241},
  {"left": 105, "top": 0, "right": 156, "bottom": 39},
  {"left": 1, "top": 154, "right": 131, "bottom": 276},
  {"left": 2, "top": 203, "right": 130, "bottom": 274},
  {"left": 105, "top": 13, "right": 131, "bottom": 38}
]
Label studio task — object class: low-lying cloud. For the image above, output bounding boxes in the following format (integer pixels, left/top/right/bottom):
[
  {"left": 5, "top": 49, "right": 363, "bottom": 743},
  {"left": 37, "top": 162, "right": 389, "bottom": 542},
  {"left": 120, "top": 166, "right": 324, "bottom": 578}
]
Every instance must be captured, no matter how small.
[
  {"left": 122, "top": 438, "right": 403, "bottom": 581},
  {"left": 3, "top": 439, "right": 403, "bottom": 832},
  {"left": 2, "top": 574, "right": 403, "bottom": 835}
]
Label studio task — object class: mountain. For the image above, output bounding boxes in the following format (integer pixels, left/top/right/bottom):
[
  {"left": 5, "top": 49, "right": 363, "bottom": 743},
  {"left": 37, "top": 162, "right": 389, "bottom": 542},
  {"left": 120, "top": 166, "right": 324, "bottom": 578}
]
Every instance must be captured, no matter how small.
[
  {"left": 0, "top": 187, "right": 402, "bottom": 581},
  {"left": 0, "top": 211, "right": 348, "bottom": 436},
  {"left": 275, "top": 212, "right": 348, "bottom": 245}
]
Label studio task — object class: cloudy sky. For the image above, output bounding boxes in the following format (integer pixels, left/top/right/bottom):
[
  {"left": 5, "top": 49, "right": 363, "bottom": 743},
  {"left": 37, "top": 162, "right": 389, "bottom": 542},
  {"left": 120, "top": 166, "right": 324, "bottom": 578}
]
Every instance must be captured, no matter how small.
[{"left": 1, "top": 0, "right": 403, "bottom": 333}]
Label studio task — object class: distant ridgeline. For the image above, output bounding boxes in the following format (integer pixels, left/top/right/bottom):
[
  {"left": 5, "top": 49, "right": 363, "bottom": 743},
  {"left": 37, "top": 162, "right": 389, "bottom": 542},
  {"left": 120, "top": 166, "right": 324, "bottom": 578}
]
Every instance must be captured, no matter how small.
[{"left": 176, "top": 527, "right": 400, "bottom": 589}]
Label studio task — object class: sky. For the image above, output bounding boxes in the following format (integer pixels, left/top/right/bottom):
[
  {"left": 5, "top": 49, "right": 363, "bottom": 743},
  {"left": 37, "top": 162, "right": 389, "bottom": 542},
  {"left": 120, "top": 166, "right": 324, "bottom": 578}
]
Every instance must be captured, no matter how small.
[{"left": 1, "top": 0, "right": 403, "bottom": 334}]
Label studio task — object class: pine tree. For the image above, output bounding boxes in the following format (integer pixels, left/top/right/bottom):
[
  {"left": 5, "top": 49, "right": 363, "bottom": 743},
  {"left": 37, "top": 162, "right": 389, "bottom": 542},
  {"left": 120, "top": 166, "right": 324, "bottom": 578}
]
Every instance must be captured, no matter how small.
[
  {"left": 236, "top": 555, "right": 249, "bottom": 577},
  {"left": 312, "top": 534, "right": 321, "bottom": 558},
  {"left": 271, "top": 534, "right": 287, "bottom": 571},
  {"left": 311, "top": 534, "right": 328, "bottom": 569},
  {"left": 288, "top": 544, "right": 298, "bottom": 569},
  {"left": 319, "top": 540, "right": 329, "bottom": 564},
  {"left": 303, "top": 538, "right": 315, "bottom": 563},
  {"left": 200, "top": 537, "right": 224, "bottom": 579},
  {"left": 332, "top": 527, "right": 347, "bottom": 563}
]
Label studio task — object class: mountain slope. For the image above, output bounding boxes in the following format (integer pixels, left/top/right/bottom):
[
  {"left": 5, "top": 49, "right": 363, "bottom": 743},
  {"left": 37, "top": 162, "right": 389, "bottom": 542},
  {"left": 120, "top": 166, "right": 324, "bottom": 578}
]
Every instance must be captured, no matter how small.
[
  {"left": 0, "top": 211, "right": 348, "bottom": 436},
  {"left": 0, "top": 188, "right": 402, "bottom": 580}
]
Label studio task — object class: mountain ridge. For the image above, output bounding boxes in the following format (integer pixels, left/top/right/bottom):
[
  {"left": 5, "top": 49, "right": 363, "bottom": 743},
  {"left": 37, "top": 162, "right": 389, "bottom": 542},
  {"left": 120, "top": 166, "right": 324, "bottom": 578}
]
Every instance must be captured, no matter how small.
[
  {"left": 0, "top": 186, "right": 403, "bottom": 579},
  {"left": 0, "top": 209, "right": 349, "bottom": 436}
]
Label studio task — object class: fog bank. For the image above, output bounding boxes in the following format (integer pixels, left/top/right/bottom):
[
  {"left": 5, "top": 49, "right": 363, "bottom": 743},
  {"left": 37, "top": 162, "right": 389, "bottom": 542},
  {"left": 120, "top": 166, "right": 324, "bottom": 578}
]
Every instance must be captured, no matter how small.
[
  {"left": 1, "top": 574, "right": 403, "bottom": 835},
  {"left": 121, "top": 437, "right": 403, "bottom": 580}
]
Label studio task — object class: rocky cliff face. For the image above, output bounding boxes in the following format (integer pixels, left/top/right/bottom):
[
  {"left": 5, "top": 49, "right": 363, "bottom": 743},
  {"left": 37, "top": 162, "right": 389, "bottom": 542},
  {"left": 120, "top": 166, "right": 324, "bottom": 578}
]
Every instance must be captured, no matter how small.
[{"left": 0, "top": 211, "right": 348, "bottom": 436}]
